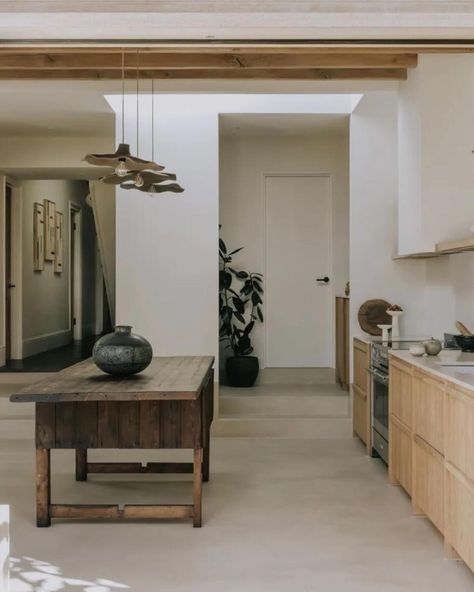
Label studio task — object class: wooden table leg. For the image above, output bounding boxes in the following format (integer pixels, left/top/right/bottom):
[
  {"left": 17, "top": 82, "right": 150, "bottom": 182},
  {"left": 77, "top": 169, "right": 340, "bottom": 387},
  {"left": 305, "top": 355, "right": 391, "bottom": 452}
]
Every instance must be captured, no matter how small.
[
  {"left": 36, "top": 448, "right": 51, "bottom": 527},
  {"left": 202, "top": 431, "right": 210, "bottom": 483},
  {"left": 193, "top": 448, "right": 202, "bottom": 528},
  {"left": 75, "top": 449, "right": 88, "bottom": 481}
]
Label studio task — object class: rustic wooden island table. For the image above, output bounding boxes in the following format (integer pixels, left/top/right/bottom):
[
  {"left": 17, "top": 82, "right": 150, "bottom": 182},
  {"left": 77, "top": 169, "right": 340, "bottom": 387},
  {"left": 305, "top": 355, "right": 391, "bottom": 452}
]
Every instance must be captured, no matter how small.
[{"left": 10, "top": 356, "right": 214, "bottom": 528}]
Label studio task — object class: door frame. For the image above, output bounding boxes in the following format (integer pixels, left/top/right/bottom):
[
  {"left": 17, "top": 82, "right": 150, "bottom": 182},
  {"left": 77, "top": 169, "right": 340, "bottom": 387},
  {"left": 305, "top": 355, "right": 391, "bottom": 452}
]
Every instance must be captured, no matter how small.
[
  {"left": 0, "top": 176, "right": 23, "bottom": 364},
  {"left": 69, "top": 203, "right": 83, "bottom": 341},
  {"left": 262, "top": 172, "right": 334, "bottom": 369}
]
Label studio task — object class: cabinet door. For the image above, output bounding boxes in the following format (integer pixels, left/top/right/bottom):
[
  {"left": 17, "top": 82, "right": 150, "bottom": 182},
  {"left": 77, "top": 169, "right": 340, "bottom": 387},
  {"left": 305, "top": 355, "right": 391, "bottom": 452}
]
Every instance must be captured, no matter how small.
[
  {"left": 353, "top": 383, "right": 368, "bottom": 446},
  {"left": 390, "top": 359, "right": 413, "bottom": 428},
  {"left": 445, "top": 386, "right": 474, "bottom": 482},
  {"left": 445, "top": 463, "right": 474, "bottom": 572},
  {"left": 353, "top": 339, "right": 369, "bottom": 393},
  {"left": 389, "top": 415, "right": 412, "bottom": 495},
  {"left": 413, "top": 435, "right": 444, "bottom": 533},
  {"left": 413, "top": 370, "right": 445, "bottom": 455}
]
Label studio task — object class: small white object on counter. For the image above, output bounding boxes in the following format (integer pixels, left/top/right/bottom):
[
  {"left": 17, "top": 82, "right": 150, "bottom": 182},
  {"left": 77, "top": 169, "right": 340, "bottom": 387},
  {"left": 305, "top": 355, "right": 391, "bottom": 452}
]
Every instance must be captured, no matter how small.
[
  {"left": 409, "top": 344, "right": 425, "bottom": 357},
  {"left": 377, "top": 324, "right": 391, "bottom": 343},
  {"left": 386, "top": 309, "right": 403, "bottom": 340}
]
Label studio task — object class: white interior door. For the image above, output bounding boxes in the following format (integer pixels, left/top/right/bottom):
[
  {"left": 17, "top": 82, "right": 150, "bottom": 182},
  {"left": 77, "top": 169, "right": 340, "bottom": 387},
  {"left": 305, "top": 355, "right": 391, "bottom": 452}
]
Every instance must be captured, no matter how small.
[{"left": 265, "top": 174, "right": 331, "bottom": 367}]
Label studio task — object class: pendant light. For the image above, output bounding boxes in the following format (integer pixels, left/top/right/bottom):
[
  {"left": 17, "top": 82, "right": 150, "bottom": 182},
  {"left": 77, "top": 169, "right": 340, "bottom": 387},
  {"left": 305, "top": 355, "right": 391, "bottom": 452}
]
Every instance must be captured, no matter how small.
[
  {"left": 84, "top": 48, "right": 163, "bottom": 175},
  {"left": 120, "top": 73, "right": 184, "bottom": 194}
]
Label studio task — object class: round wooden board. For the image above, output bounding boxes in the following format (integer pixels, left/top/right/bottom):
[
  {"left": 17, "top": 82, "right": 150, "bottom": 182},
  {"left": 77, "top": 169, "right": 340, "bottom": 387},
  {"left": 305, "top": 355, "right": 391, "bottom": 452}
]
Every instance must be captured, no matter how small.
[{"left": 358, "top": 299, "right": 392, "bottom": 336}]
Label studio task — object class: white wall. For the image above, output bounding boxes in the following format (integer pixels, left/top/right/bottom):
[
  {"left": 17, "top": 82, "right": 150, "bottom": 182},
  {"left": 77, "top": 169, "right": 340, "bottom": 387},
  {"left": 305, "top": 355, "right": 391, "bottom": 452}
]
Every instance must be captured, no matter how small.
[
  {"left": 397, "top": 55, "right": 474, "bottom": 339},
  {"left": 21, "top": 179, "right": 98, "bottom": 357},
  {"left": 110, "top": 93, "right": 356, "bottom": 362},
  {"left": 350, "top": 92, "right": 428, "bottom": 343},
  {"left": 0, "top": 136, "right": 113, "bottom": 174},
  {"left": 219, "top": 130, "right": 349, "bottom": 367},
  {"left": 398, "top": 55, "right": 474, "bottom": 254},
  {"left": 90, "top": 180, "right": 116, "bottom": 323}
]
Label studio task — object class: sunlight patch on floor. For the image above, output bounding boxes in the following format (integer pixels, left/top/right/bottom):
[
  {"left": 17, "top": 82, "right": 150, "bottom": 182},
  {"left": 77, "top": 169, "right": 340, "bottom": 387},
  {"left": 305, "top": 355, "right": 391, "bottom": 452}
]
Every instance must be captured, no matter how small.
[{"left": 9, "top": 556, "right": 129, "bottom": 592}]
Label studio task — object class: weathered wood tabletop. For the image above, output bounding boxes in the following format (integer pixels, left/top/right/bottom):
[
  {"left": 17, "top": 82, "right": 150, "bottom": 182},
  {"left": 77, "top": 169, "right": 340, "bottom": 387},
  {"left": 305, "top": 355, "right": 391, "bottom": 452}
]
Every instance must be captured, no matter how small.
[
  {"left": 11, "top": 356, "right": 214, "bottom": 402},
  {"left": 10, "top": 356, "right": 215, "bottom": 528}
]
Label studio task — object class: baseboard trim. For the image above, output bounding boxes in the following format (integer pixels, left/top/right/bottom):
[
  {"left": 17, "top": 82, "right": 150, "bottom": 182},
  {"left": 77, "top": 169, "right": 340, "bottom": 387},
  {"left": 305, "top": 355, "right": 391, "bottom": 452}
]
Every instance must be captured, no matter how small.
[{"left": 22, "top": 329, "right": 72, "bottom": 358}]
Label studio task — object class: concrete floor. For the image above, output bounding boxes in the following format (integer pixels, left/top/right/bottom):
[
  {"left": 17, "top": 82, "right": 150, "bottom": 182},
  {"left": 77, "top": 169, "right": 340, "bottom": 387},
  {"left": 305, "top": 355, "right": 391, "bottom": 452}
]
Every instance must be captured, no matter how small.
[{"left": 1, "top": 378, "right": 474, "bottom": 591}]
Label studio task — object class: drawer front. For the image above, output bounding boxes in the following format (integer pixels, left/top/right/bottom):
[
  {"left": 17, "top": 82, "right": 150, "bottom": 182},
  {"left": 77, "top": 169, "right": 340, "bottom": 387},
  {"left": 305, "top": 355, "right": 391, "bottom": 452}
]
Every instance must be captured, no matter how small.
[
  {"left": 413, "top": 435, "right": 444, "bottom": 533},
  {"left": 445, "top": 388, "right": 474, "bottom": 482},
  {"left": 353, "top": 384, "right": 368, "bottom": 446},
  {"left": 413, "top": 372, "right": 445, "bottom": 454},
  {"left": 445, "top": 464, "right": 474, "bottom": 571},
  {"left": 390, "top": 361, "right": 412, "bottom": 428},
  {"left": 389, "top": 415, "right": 412, "bottom": 496},
  {"left": 353, "top": 341, "right": 369, "bottom": 393}
]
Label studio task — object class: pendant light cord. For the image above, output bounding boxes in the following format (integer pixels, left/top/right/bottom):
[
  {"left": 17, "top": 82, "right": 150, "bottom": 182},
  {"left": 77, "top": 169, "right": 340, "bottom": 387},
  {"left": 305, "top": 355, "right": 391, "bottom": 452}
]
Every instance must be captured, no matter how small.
[
  {"left": 121, "top": 47, "right": 125, "bottom": 145},
  {"left": 151, "top": 78, "right": 155, "bottom": 163},
  {"left": 136, "top": 49, "right": 140, "bottom": 158}
]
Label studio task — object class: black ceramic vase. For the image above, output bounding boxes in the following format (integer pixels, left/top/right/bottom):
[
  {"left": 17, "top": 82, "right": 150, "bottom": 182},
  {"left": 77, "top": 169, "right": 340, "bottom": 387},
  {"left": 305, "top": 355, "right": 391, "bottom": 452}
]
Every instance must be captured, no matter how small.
[
  {"left": 92, "top": 325, "right": 153, "bottom": 376},
  {"left": 226, "top": 356, "right": 259, "bottom": 387}
]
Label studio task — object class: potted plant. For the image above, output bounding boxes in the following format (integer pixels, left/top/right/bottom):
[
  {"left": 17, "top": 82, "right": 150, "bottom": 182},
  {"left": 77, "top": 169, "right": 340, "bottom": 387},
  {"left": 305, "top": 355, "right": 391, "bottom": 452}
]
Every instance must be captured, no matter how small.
[{"left": 219, "top": 231, "right": 264, "bottom": 387}]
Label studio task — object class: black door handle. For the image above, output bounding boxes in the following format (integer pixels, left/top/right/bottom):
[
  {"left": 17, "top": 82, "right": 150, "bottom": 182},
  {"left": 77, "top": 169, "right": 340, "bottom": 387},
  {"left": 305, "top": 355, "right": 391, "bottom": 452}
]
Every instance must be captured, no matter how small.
[
  {"left": 8, "top": 283, "right": 15, "bottom": 288},
  {"left": 316, "top": 276, "right": 330, "bottom": 284}
]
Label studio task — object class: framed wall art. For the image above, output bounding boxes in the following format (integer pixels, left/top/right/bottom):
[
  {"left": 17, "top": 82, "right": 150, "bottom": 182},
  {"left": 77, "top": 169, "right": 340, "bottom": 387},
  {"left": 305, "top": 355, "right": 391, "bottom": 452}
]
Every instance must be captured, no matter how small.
[
  {"left": 54, "top": 211, "right": 63, "bottom": 274},
  {"left": 44, "top": 198, "right": 56, "bottom": 261},
  {"left": 33, "top": 202, "right": 44, "bottom": 271}
]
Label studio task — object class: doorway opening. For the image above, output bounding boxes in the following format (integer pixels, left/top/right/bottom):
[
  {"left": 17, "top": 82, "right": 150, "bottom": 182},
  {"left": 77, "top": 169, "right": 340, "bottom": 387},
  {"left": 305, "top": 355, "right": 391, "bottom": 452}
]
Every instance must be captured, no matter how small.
[
  {"left": 5, "top": 184, "right": 12, "bottom": 362},
  {"left": 217, "top": 111, "right": 350, "bottom": 437},
  {"left": 70, "top": 204, "right": 82, "bottom": 342}
]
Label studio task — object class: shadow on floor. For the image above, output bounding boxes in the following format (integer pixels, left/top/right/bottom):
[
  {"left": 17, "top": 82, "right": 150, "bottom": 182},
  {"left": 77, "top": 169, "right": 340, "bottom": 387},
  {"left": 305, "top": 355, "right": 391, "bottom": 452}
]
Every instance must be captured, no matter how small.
[{"left": 0, "top": 336, "right": 98, "bottom": 373}]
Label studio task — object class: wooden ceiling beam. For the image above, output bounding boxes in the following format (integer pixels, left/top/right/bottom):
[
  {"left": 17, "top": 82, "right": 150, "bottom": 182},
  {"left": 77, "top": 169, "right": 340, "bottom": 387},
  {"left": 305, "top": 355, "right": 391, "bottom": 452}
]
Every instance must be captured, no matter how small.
[
  {"left": 0, "top": 44, "right": 471, "bottom": 54},
  {"left": 0, "top": 52, "right": 417, "bottom": 70},
  {"left": 0, "top": 68, "right": 408, "bottom": 80}
]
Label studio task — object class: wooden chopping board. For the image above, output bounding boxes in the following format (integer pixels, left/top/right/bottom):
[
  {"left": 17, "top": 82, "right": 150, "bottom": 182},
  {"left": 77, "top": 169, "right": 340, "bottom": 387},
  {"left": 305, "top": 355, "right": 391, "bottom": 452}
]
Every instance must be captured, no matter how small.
[{"left": 358, "top": 299, "right": 392, "bottom": 336}]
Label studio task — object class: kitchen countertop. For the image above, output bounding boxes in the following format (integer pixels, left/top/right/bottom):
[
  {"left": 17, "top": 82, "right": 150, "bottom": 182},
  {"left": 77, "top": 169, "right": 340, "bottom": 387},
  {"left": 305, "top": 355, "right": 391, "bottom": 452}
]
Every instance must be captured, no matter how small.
[
  {"left": 390, "top": 349, "right": 474, "bottom": 392},
  {"left": 355, "top": 335, "right": 429, "bottom": 345}
]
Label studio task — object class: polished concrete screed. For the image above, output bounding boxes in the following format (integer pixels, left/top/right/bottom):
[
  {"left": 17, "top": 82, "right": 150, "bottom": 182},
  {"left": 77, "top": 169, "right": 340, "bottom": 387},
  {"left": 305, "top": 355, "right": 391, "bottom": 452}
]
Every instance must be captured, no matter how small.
[{"left": 1, "top": 380, "right": 474, "bottom": 591}]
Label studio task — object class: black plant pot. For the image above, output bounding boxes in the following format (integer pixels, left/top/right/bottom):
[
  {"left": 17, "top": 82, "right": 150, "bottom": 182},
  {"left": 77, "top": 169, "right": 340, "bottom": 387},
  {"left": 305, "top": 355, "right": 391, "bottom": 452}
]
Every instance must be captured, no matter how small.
[{"left": 226, "top": 356, "right": 259, "bottom": 388}]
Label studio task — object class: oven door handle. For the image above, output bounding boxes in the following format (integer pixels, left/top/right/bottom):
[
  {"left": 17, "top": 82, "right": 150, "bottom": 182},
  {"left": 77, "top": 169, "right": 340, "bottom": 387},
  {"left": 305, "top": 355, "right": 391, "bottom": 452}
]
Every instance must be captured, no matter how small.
[{"left": 368, "top": 368, "right": 389, "bottom": 386}]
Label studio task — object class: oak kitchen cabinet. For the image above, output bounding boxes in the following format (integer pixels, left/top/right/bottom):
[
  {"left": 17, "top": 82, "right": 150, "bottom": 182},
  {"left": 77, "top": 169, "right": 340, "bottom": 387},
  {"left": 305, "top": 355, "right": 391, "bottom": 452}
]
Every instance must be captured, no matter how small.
[
  {"left": 352, "top": 338, "right": 371, "bottom": 452},
  {"left": 335, "top": 297, "right": 349, "bottom": 390},
  {"left": 388, "top": 353, "right": 474, "bottom": 574}
]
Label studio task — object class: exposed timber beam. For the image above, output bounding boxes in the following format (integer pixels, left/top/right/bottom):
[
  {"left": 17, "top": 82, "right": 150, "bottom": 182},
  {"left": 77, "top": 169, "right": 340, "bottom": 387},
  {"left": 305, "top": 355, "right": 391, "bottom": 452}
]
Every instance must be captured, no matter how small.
[
  {"left": 0, "top": 67, "right": 408, "bottom": 80},
  {"left": 0, "top": 52, "right": 417, "bottom": 69}
]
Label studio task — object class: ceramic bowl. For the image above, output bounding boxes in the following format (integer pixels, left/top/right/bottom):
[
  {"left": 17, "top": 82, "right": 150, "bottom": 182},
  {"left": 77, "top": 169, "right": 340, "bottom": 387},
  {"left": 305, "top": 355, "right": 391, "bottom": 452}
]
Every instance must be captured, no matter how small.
[{"left": 409, "top": 344, "right": 425, "bottom": 357}]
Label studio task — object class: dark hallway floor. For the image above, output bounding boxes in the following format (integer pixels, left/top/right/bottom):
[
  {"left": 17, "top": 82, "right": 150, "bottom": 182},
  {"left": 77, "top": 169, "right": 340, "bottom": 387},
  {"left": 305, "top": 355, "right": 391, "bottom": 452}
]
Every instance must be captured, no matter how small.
[{"left": 0, "top": 336, "right": 98, "bottom": 372}]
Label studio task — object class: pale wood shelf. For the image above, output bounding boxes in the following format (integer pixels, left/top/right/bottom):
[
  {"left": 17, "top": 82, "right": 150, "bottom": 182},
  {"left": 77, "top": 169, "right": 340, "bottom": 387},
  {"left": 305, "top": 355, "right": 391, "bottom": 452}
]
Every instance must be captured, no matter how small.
[
  {"left": 393, "top": 236, "right": 474, "bottom": 260},
  {"left": 435, "top": 236, "right": 474, "bottom": 254}
]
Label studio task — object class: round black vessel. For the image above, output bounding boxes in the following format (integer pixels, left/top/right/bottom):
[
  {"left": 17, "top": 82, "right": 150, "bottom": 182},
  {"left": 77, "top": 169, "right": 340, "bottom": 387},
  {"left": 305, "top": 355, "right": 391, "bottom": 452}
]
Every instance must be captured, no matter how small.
[{"left": 92, "top": 325, "right": 153, "bottom": 376}]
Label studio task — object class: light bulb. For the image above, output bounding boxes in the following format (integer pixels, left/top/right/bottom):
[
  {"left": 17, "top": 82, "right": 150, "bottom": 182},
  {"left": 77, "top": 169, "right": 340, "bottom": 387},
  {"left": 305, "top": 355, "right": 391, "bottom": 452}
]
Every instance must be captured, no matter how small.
[
  {"left": 135, "top": 173, "right": 145, "bottom": 188},
  {"left": 115, "top": 161, "right": 128, "bottom": 177}
]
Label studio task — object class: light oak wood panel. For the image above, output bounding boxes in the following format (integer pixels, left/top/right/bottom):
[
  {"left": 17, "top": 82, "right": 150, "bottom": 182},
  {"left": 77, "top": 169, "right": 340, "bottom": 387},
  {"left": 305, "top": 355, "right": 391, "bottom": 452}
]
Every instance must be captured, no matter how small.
[
  {"left": 335, "top": 297, "right": 349, "bottom": 390},
  {"left": 412, "top": 435, "right": 444, "bottom": 533},
  {"left": 445, "top": 462, "right": 474, "bottom": 572},
  {"left": 0, "top": 67, "right": 408, "bottom": 81},
  {"left": 353, "top": 383, "right": 369, "bottom": 447},
  {"left": 353, "top": 339, "right": 370, "bottom": 393},
  {"left": 389, "top": 414, "right": 412, "bottom": 496},
  {"left": 352, "top": 338, "right": 371, "bottom": 451},
  {"left": 413, "top": 369, "right": 445, "bottom": 454},
  {"left": 389, "top": 358, "right": 413, "bottom": 428},
  {"left": 445, "top": 386, "right": 474, "bottom": 483}
]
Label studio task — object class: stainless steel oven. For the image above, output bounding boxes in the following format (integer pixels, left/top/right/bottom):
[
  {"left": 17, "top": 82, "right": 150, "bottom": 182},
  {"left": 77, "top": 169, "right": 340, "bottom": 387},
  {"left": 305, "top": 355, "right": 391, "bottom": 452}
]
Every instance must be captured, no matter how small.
[
  {"left": 369, "top": 339, "right": 427, "bottom": 465},
  {"left": 370, "top": 366, "right": 389, "bottom": 463}
]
